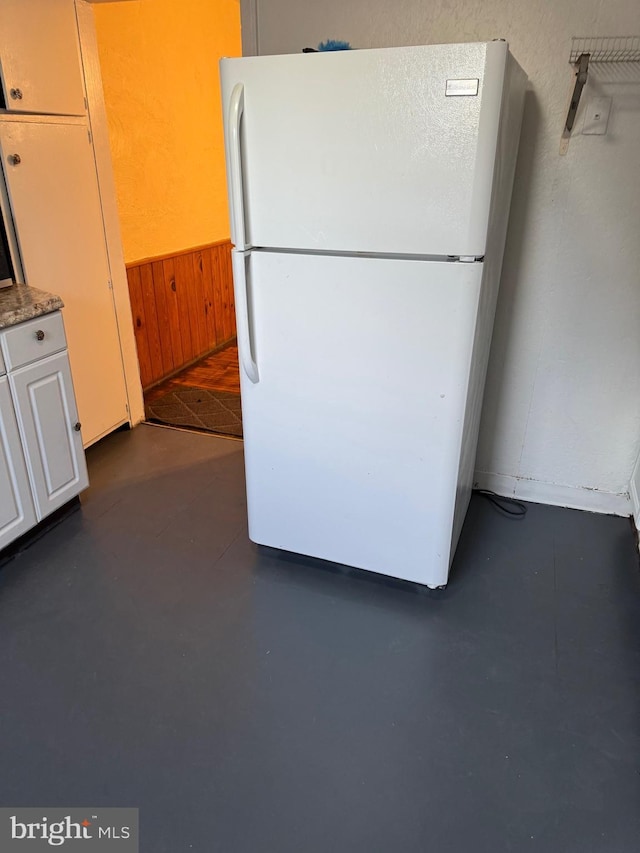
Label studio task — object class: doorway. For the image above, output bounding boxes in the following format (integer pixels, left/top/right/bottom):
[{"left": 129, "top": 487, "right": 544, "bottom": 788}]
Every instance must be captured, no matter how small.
[
  {"left": 125, "top": 241, "right": 241, "bottom": 437},
  {"left": 92, "top": 0, "right": 242, "bottom": 437},
  {"left": 145, "top": 343, "right": 241, "bottom": 437}
]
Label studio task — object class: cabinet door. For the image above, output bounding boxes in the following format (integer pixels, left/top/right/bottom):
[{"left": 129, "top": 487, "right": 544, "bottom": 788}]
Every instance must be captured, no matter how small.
[
  {"left": 0, "top": 0, "right": 86, "bottom": 116},
  {"left": 0, "top": 374, "right": 36, "bottom": 549},
  {"left": 10, "top": 351, "right": 89, "bottom": 520},
  {"left": 0, "top": 120, "right": 129, "bottom": 445}
]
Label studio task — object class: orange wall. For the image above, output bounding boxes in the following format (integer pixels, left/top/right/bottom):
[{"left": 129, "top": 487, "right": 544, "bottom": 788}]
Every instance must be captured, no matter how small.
[{"left": 93, "top": 0, "right": 241, "bottom": 264}]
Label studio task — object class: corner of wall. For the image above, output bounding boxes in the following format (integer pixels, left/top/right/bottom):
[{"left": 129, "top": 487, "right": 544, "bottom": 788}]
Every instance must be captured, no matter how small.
[
  {"left": 75, "top": 0, "right": 144, "bottom": 427},
  {"left": 241, "top": 0, "right": 258, "bottom": 55},
  {"left": 474, "top": 469, "right": 631, "bottom": 518},
  {"left": 630, "top": 453, "right": 640, "bottom": 531}
]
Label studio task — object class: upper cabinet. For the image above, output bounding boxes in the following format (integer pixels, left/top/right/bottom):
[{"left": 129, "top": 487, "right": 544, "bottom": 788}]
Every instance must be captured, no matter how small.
[{"left": 0, "top": 0, "right": 86, "bottom": 116}]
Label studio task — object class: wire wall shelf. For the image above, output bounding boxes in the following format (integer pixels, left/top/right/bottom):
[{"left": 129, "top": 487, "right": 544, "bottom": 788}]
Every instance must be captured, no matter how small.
[
  {"left": 560, "top": 35, "right": 640, "bottom": 154},
  {"left": 569, "top": 36, "right": 640, "bottom": 64}
]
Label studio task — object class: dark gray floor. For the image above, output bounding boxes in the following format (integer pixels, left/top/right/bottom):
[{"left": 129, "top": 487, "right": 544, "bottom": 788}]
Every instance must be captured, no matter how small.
[{"left": 1, "top": 424, "right": 640, "bottom": 852}]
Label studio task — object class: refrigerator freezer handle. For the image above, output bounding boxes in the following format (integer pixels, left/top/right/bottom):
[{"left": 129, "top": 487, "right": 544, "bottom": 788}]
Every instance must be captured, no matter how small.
[
  {"left": 231, "top": 251, "right": 259, "bottom": 383},
  {"left": 228, "top": 83, "right": 247, "bottom": 250}
]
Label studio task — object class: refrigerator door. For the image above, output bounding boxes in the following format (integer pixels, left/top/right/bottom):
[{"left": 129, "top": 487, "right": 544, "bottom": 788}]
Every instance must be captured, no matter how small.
[
  {"left": 234, "top": 249, "right": 483, "bottom": 588},
  {"left": 221, "top": 42, "right": 507, "bottom": 257}
]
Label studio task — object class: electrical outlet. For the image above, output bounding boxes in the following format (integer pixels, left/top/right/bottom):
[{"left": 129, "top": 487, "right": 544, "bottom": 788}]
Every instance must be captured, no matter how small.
[{"left": 582, "top": 96, "right": 612, "bottom": 135}]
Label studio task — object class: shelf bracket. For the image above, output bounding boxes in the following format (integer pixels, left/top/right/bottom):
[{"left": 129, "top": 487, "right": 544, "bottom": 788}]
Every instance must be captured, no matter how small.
[{"left": 560, "top": 52, "right": 590, "bottom": 155}]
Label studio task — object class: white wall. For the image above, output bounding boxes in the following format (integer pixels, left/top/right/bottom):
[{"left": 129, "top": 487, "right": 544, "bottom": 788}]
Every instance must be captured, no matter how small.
[{"left": 243, "top": 0, "right": 640, "bottom": 515}]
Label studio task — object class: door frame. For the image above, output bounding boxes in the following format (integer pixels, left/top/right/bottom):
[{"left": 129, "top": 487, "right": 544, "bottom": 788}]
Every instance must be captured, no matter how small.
[
  {"left": 240, "top": 0, "right": 259, "bottom": 56},
  {"left": 74, "top": 0, "right": 145, "bottom": 433}
]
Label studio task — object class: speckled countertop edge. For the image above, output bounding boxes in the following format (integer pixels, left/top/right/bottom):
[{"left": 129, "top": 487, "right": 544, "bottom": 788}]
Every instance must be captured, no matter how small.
[{"left": 0, "top": 284, "right": 64, "bottom": 330}]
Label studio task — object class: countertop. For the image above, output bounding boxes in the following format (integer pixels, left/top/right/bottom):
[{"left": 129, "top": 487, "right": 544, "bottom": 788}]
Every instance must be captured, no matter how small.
[{"left": 0, "top": 284, "right": 64, "bottom": 330}]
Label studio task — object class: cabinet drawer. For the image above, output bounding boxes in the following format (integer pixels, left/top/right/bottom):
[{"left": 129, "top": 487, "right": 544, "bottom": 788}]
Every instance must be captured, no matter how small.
[
  {"left": 0, "top": 347, "right": 4, "bottom": 376},
  {"left": 1, "top": 312, "right": 67, "bottom": 370}
]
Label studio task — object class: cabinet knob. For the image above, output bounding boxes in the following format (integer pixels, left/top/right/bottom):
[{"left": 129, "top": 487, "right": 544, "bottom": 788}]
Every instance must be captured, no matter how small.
[
  {"left": 8, "top": 154, "right": 21, "bottom": 166},
  {"left": 74, "top": 422, "right": 82, "bottom": 432},
  {"left": 9, "top": 87, "right": 23, "bottom": 100},
  {"left": 35, "top": 329, "right": 45, "bottom": 341}
]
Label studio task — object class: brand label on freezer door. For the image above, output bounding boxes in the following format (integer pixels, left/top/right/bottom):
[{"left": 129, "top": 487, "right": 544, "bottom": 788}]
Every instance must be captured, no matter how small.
[{"left": 445, "top": 78, "right": 479, "bottom": 97}]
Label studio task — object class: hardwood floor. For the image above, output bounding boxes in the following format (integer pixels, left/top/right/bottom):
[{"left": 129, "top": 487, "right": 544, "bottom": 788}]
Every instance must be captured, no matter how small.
[{"left": 144, "top": 340, "right": 240, "bottom": 406}]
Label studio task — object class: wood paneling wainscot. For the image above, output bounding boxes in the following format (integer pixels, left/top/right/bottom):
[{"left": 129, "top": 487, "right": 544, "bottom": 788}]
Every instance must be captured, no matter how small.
[{"left": 126, "top": 241, "right": 236, "bottom": 389}]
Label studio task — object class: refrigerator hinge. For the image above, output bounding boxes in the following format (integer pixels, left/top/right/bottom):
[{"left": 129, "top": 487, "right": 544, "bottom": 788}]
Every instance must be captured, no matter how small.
[{"left": 456, "top": 255, "right": 484, "bottom": 263}]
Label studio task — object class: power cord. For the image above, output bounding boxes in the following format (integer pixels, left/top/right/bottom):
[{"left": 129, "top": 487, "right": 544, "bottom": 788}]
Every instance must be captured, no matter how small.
[{"left": 474, "top": 488, "right": 528, "bottom": 518}]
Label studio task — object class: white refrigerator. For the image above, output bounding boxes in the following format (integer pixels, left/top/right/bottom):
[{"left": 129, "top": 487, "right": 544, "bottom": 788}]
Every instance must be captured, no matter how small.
[{"left": 220, "top": 41, "right": 526, "bottom": 589}]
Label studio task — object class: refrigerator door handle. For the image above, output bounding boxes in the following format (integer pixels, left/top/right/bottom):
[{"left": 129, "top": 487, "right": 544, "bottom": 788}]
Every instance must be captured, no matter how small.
[
  {"left": 228, "top": 83, "right": 247, "bottom": 250},
  {"left": 232, "top": 251, "right": 259, "bottom": 383}
]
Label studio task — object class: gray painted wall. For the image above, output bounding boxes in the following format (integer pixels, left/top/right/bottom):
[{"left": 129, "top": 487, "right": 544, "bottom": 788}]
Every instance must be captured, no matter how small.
[{"left": 241, "top": 0, "right": 640, "bottom": 512}]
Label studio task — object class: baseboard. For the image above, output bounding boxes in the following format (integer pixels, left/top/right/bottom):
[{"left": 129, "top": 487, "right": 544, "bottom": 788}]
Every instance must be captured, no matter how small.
[
  {"left": 0, "top": 498, "right": 81, "bottom": 569},
  {"left": 474, "top": 470, "right": 631, "bottom": 517}
]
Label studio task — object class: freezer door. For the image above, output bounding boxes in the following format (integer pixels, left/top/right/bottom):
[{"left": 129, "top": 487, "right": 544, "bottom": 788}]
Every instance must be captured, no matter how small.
[
  {"left": 221, "top": 42, "right": 507, "bottom": 256},
  {"left": 234, "top": 250, "right": 484, "bottom": 588}
]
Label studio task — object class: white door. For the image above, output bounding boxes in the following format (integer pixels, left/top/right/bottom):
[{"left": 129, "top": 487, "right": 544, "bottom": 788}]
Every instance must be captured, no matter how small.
[
  {"left": 0, "top": 0, "right": 86, "bottom": 116},
  {"left": 10, "top": 350, "right": 88, "bottom": 519},
  {"left": 235, "top": 250, "right": 483, "bottom": 588},
  {"left": 221, "top": 41, "right": 507, "bottom": 256},
  {"left": 0, "top": 120, "right": 129, "bottom": 445},
  {"left": 0, "top": 374, "right": 36, "bottom": 549}
]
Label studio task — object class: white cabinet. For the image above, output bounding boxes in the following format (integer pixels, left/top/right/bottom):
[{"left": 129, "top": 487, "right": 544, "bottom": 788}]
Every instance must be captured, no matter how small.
[
  {"left": 11, "top": 351, "right": 88, "bottom": 517},
  {"left": 0, "top": 310, "right": 88, "bottom": 551},
  {"left": 0, "top": 0, "right": 86, "bottom": 116},
  {"left": 0, "top": 0, "right": 143, "bottom": 448},
  {"left": 0, "top": 374, "right": 36, "bottom": 550},
  {"left": 0, "top": 120, "right": 129, "bottom": 444}
]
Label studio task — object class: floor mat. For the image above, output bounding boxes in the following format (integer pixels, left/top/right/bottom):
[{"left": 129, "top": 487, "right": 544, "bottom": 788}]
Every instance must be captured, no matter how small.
[{"left": 145, "top": 387, "right": 242, "bottom": 437}]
